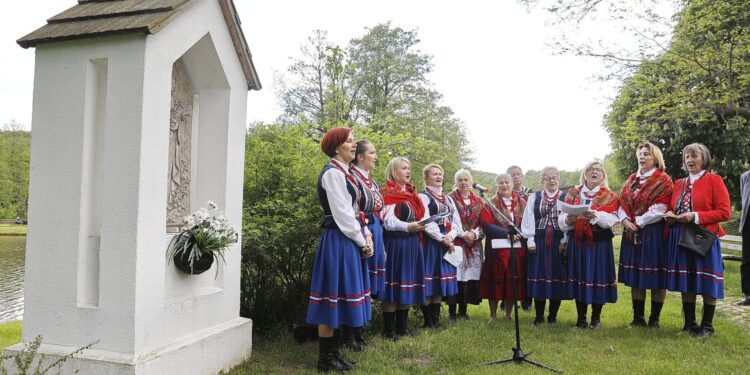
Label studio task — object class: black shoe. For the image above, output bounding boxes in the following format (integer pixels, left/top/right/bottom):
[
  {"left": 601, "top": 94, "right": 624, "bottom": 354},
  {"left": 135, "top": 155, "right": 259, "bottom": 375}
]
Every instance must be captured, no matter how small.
[
  {"left": 547, "top": 316, "right": 558, "bottom": 324},
  {"left": 334, "top": 350, "right": 355, "bottom": 367},
  {"left": 353, "top": 327, "right": 367, "bottom": 348},
  {"left": 681, "top": 321, "right": 699, "bottom": 334},
  {"left": 629, "top": 318, "right": 647, "bottom": 328},
  {"left": 317, "top": 352, "right": 349, "bottom": 373},
  {"left": 589, "top": 319, "right": 601, "bottom": 330},
  {"left": 575, "top": 320, "right": 588, "bottom": 329},
  {"left": 457, "top": 313, "right": 470, "bottom": 320},
  {"left": 695, "top": 323, "right": 715, "bottom": 337},
  {"left": 341, "top": 327, "right": 363, "bottom": 352},
  {"left": 522, "top": 300, "right": 532, "bottom": 312},
  {"left": 647, "top": 318, "right": 660, "bottom": 329},
  {"left": 533, "top": 317, "right": 544, "bottom": 326},
  {"left": 382, "top": 330, "right": 399, "bottom": 341},
  {"left": 449, "top": 314, "right": 457, "bottom": 322},
  {"left": 737, "top": 296, "right": 750, "bottom": 306}
]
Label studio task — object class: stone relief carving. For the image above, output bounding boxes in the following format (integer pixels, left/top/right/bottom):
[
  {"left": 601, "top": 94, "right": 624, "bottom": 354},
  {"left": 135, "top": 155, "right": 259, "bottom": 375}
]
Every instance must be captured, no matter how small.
[{"left": 167, "top": 62, "right": 193, "bottom": 229}]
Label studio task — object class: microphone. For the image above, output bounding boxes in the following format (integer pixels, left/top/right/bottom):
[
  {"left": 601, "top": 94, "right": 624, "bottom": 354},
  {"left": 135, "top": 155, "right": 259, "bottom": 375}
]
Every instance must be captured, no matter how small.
[{"left": 472, "top": 183, "right": 490, "bottom": 193}]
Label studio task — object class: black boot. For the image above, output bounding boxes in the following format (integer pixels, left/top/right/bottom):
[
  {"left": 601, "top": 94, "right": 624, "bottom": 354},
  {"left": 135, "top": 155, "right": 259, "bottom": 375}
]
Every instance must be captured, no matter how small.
[
  {"left": 458, "top": 302, "right": 469, "bottom": 319},
  {"left": 522, "top": 297, "right": 533, "bottom": 312},
  {"left": 548, "top": 300, "right": 561, "bottom": 324},
  {"left": 681, "top": 301, "right": 698, "bottom": 334},
  {"left": 575, "top": 301, "right": 588, "bottom": 328},
  {"left": 630, "top": 299, "right": 646, "bottom": 327},
  {"left": 533, "top": 299, "right": 546, "bottom": 325},
  {"left": 317, "top": 336, "right": 349, "bottom": 373},
  {"left": 696, "top": 304, "right": 716, "bottom": 337},
  {"left": 590, "top": 304, "right": 603, "bottom": 329},
  {"left": 431, "top": 303, "right": 442, "bottom": 328},
  {"left": 382, "top": 311, "right": 397, "bottom": 341},
  {"left": 420, "top": 305, "right": 433, "bottom": 328},
  {"left": 333, "top": 331, "right": 356, "bottom": 368},
  {"left": 395, "top": 309, "right": 413, "bottom": 337},
  {"left": 448, "top": 303, "right": 458, "bottom": 321},
  {"left": 353, "top": 326, "right": 366, "bottom": 348},
  {"left": 341, "top": 326, "right": 362, "bottom": 352},
  {"left": 648, "top": 301, "right": 664, "bottom": 328}
]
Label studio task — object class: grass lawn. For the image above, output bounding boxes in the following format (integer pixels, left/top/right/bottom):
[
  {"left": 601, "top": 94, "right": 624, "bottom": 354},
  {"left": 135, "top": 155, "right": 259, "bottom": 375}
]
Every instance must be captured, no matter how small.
[
  {"left": 0, "top": 224, "right": 26, "bottom": 236},
  {"left": 0, "top": 320, "right": 22, "bottom": 350},
  {"left": 230, "top": 237, "right": 750, "bottom": 374}
]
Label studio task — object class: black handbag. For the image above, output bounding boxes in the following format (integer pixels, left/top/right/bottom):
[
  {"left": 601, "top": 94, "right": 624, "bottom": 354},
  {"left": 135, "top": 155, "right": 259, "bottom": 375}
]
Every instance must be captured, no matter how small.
[
  {"left": 678, "top": 222, "right": 716, "bottom": 257},
  {"left": 675, "top": 176, "right": 716, "bottom": 257}
]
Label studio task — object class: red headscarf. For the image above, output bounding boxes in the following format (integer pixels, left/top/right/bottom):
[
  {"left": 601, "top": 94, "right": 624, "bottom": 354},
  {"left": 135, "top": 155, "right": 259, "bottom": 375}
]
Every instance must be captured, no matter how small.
[
  {"left": 320, "top": 127, "right": 352, "bottom": 157},
  {"left": 381, "top": 181, "right": 426, "bottom": 221}
]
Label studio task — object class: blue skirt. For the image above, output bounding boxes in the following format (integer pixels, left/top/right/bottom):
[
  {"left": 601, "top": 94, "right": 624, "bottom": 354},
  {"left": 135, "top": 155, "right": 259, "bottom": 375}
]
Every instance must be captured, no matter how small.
[
  {"left": 618, "top": 222, "right": 668, "bottom": 290},
  {"left": 382, "top": 234, "right": 426, "bottom": 305},
  {"left": 367, "top": 216, "right": 386, "bottom": 299},
  {"left": 665, "top": 224, "right": 724, "bottom": 298},
  {"left": 423, "top": 238, "right": 458, "bottom": 298},
  {"left": 567, "top": 236, "right": 618, "bottom": 304},
  {"left": 527, "top": 230, "right": 570, "bottom": 300},
  {"left": 306, "top": 227, "right": 371, "bottom": 328}
]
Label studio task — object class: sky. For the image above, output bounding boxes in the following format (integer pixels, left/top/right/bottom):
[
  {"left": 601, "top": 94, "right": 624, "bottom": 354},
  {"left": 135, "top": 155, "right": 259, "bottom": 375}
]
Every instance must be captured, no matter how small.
[{"left": 2, "top": 0, "right": 638, "bottom": 174}]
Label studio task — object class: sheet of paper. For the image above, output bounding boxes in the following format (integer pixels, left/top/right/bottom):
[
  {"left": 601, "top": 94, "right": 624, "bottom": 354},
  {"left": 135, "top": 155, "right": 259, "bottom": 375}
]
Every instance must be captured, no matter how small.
[
  {"left": 419, "top": 212, "right": 451, "bottom": 225},
  {"left": 443, "top": 246, "right": 464, "bottom": 267},
  {"left": 557, "top": 201, "right": 591, "bottom": 216}
]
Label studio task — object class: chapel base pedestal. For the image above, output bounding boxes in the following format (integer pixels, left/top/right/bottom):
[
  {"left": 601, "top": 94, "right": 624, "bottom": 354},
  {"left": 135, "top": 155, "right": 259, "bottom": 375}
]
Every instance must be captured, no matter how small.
[{"left": 4, "top": 318, "right": 252, "bottom": 375}]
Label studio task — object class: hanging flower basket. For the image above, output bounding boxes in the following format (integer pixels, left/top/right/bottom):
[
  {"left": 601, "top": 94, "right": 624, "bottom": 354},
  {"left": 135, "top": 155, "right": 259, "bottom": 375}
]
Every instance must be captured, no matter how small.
[
  {"left": 166, "top": 201, "right": 237, "bottom": 277},
  {"left": 172, "top": 250, "right": 214, "bottom": 275}
]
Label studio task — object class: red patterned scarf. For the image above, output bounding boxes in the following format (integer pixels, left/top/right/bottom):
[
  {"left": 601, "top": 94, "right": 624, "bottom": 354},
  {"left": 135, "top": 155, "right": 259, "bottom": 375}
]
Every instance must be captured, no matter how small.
[
  {"left": 489, "top": 192, "right": 525, "bottom": 227},
  {"left": 618, "top": 169, "right": 673, "bottom": 221},
  {"left": 381, "top": 181, "right": 426, "bottom": 221},
  {"left": 564, "top": 185, "right": 618, "bottom": 244},
  {"left": 450, "top": 189, "right": 485, "bottom": 261}
]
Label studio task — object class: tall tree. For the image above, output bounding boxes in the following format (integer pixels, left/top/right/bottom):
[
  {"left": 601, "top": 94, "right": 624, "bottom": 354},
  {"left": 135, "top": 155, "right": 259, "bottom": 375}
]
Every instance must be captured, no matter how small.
[{"left": 605, "top": 0, "right": 750, "bottom": 207}]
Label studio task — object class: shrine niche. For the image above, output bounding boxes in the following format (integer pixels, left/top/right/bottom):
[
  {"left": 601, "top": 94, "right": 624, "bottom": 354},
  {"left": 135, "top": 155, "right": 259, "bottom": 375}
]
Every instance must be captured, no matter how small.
[{"left": 167, "top": 61, "right": 193, "bottom": 230}]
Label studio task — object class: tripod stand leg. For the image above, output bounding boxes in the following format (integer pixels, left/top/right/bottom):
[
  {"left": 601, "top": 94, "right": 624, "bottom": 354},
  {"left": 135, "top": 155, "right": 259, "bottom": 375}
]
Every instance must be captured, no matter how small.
[{"left": 522, "top": 358, "right": 562, "bottom": 373}]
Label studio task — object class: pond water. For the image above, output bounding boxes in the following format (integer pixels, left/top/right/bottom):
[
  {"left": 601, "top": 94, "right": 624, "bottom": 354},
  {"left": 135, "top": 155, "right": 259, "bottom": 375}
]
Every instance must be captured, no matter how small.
[{"left": 0, "top": 236, "right": 25, "bottom": 323}]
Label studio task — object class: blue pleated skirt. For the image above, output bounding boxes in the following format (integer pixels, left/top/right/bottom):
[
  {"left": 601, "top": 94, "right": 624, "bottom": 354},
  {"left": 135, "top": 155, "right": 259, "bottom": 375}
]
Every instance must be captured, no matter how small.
[
  {"left": 567, "top": 236, "right": 618, "bottom": 304},
  {"left": 527, "top": 230, "right": 571, "bottom": 300},
  {"left": 306, "top": 227, "right": 371, "bottom": 328},
  {"left": 618, "top": 222, "right": 668, "bottom": 290},
  {"left": 422, "top": 238, "right": 458, "bottom": 297},
  {"left": 665, "top": 224, "right": 724, "bottom": 299},
  {"left": 367, "top": 216, "right": 386, "bottom": 299},
  {"left": 382, "top": 234, "right": 426, "bottom": 305}
]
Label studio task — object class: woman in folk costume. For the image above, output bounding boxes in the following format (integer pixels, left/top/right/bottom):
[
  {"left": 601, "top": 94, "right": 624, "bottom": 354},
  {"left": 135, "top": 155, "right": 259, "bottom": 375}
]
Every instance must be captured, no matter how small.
[
  {"left": 521, "top": 166, "right": 570, "bottom": 325},
  {"left": 559, "top": 161, "right": 618, "bottom": 329},
  {"left": 418, "top": 164, "right": 464, "bottom": 328},
  {"left": 617, "top": 142, "right": 673, "bottom": 328},
  {"left": 447, "top": 169, "right": 484, "bottom": 320},
  {"left": 379, "top": 157, "right": 427, "bottom": 340},
  {"left": 664, "top": 143, "right": 730, "bottom": 337},
  {"left": 479, "top": 174, "right": 527, "bottom": 320},
  {"left": 341, "top": 140, "right": 385, "bottom": 352},
  {"left": 306, "top": 127, "right": 373, "bottom": 373}
]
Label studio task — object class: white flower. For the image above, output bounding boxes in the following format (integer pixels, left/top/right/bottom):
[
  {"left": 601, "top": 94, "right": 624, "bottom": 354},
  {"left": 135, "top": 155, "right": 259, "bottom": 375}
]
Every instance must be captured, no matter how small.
[
  {"left": 215, "top": 212, "right": 228, "bottom": 224},
  {"left": 183, "top": 215, "right": 196, "bottom": 227},
  {"left": 195, "top": 208, "right": 210, "bottom": 222},
  {"left": 207, "top": 201, "right": 218, "bottom": 210}
]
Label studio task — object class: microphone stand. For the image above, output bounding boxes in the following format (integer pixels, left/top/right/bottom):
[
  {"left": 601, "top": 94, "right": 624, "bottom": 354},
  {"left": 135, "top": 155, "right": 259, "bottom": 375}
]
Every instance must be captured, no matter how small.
[{"left": 475, "top": 189, "right": 560, "bottom": 373}]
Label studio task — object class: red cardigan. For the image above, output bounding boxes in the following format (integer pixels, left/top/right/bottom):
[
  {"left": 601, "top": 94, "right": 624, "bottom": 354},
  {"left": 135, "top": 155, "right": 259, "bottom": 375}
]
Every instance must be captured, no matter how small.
[{"left": 669, "top": 172, "right": 731, "bottom": 237}]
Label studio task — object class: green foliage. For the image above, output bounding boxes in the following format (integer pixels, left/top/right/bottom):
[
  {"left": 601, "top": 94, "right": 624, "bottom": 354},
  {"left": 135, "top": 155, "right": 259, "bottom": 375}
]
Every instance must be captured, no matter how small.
[
  {"left": 0, "top": 121, "right": 30, "bottom": 219},
  {"left": 1, "top": 335, "right": 97, "bottom": 375},
  {"left": 605, "top": 0, "right": 750, "bottom": 208},
  {"left": 241, "top": 123, "right": 328, "bottom": 330}
]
